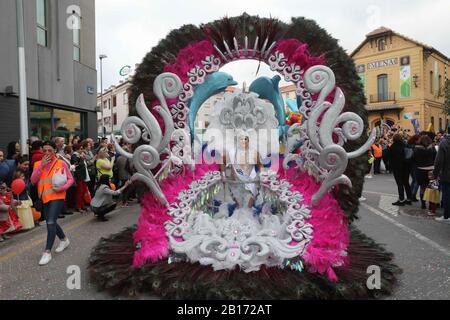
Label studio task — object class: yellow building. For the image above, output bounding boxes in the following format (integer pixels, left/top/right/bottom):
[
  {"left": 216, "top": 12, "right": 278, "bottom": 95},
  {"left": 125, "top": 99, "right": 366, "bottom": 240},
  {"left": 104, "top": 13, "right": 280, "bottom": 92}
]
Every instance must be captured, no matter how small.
[{"left": 351, "top": 27, "right": 450, "bottom": 134}]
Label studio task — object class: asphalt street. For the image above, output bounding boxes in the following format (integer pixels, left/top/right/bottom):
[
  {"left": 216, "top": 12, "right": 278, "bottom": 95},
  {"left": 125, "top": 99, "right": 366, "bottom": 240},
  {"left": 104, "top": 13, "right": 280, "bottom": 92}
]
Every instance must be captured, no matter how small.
[
  {"left": 0, "top": 203, "right": 142, "bottom": 300},
  {"left": 357, "top": 173, "right": 449, "bottom": 300},
  {"left": 0, "top": 173, "right": 449, "bottom": 300}
]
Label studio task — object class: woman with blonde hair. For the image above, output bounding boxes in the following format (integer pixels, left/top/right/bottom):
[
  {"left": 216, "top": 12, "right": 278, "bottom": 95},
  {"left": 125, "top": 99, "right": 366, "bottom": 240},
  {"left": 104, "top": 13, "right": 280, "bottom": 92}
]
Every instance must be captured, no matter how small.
[{"left": 95, "top": 148, "right": 113, "bottom": 181}]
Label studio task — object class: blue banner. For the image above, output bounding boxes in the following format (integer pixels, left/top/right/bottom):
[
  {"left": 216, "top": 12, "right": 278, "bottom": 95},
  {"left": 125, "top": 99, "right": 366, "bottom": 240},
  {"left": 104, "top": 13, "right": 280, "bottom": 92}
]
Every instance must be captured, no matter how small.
[{"left": 411, "top": 119, "right": 421, "bottom": 134}]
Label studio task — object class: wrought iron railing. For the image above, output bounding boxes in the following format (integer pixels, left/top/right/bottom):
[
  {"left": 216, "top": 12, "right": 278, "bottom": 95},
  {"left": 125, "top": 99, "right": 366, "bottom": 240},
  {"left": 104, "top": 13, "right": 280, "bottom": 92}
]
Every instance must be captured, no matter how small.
[{"left": 369, "top": 92, "right": 396, "bottom": 103}]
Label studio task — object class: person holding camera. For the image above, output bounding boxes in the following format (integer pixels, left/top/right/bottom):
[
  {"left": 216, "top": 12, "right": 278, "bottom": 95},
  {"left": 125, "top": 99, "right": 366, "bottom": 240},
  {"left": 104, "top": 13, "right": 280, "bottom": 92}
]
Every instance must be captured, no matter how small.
[{"left": 90, "top": 174, "right": 131, "bottom": 222}]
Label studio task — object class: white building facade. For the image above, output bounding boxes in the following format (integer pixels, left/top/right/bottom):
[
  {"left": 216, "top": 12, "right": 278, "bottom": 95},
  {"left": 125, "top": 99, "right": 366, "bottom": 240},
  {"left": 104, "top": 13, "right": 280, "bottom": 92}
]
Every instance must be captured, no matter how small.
[{"left": 97, "top": 79, "right": 131, "bottom": 136}]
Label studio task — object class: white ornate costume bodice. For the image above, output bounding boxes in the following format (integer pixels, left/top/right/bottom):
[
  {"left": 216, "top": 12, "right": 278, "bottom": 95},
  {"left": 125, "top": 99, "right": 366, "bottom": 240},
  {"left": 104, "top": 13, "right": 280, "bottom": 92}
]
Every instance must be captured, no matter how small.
[{"left": 227, "top": 148, "right": 258, "bottom": 197}]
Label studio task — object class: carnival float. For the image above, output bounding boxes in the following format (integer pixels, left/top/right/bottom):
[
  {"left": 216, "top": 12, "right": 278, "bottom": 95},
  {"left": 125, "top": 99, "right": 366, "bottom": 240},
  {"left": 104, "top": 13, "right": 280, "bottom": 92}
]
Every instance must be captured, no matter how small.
[{"left": 88, "top": 14, "right": 401, "bottom": 299}]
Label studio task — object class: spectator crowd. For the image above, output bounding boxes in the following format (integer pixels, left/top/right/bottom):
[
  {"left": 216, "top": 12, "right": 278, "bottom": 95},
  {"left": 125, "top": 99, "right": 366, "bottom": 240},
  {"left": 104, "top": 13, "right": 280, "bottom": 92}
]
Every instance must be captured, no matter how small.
[
  {"left": 366, "top": 124, "right": 450, "bottom": 223},
  {"left": 1, "top": 125, "right": 448, "bottom": 263},
  {"left": 0, "top": 136, "right": 136, "bottom": 244}
]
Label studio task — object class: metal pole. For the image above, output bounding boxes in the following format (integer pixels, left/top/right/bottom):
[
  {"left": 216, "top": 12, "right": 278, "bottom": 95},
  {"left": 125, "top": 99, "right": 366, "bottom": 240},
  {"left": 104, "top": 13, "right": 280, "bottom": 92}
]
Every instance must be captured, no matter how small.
[
  {"left": 100, "top": 57, "right": 105, "bottom": 138},
  {"left": 16, "top": 0, "right": 29, "bottom": 155}
]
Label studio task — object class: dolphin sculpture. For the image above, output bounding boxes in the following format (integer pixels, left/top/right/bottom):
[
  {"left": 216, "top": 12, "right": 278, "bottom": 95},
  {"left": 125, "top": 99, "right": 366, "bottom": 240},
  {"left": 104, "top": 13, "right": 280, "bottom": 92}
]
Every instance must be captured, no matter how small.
[
  {"left": 188, "top": 72, "right": 238, "bottom": 140},
  {"left": 249, "top": 75, "right": 287, "bottom": 136}
]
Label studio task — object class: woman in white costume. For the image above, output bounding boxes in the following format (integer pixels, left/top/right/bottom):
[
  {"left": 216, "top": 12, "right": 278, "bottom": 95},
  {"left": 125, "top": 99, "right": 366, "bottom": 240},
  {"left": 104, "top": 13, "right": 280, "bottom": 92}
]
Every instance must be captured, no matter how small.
[{"left": 220, "top": 130, "right": 263, "bottom": 209}]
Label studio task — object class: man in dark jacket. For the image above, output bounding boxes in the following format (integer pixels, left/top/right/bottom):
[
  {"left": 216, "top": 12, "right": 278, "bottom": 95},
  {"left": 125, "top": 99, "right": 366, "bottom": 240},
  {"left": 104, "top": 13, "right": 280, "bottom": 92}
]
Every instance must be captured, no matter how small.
[
  {"left": 389, "top": 134, "right": 413, "bottom": 206},
  {"left": 433, "top": 133, "right": 450, "bottom": 222},
  {"left": 0, "top": 149, "right": 16, "bottom": 186}
]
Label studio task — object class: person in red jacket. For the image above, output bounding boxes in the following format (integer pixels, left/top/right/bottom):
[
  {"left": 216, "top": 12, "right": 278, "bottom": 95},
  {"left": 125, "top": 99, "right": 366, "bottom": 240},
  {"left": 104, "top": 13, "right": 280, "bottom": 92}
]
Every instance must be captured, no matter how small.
[
  {"left": 29, "top": 141, "right": 45, "bottom": 223},
  {"left": 30, "top": 140, "right": 44, "bottom": 173}
]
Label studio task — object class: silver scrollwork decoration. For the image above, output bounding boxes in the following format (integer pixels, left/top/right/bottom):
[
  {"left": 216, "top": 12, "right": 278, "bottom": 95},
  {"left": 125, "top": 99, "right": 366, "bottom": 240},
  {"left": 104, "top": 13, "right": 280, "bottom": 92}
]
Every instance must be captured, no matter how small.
[
  {"left": 288, "top": 65, "right": 376, "bottom": 207},
  {"left": 165, "top": 170, "right": 313, "bottom": 272},
  {"left": 112, "top": 72, "right": 183, "bottom": 207}
]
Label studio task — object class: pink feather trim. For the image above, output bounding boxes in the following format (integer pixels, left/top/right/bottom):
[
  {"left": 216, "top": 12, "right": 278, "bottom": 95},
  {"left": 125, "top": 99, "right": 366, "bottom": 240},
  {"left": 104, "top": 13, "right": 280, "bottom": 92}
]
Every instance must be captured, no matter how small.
[
  {"left": 274, "top": 39, "right": 326, "bottom": 71},
  {"left": 132, "top": 164, "right": 219, "bottom": 267},
  {"left": 279, "top": 168, "right": 349, "bottom": 281},
  {"left": 134, "top": 165, "right": 349, "bottom": 283},
  {"left": 163, "top": 40, "right": 216, "bottom": 83}
]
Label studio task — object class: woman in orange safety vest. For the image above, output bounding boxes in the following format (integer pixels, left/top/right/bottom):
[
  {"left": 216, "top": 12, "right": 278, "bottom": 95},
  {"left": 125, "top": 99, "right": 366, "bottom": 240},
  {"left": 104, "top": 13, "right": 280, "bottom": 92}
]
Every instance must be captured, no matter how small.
[{"left": 31, "top": 141, "right": 74, "bottom": 266}]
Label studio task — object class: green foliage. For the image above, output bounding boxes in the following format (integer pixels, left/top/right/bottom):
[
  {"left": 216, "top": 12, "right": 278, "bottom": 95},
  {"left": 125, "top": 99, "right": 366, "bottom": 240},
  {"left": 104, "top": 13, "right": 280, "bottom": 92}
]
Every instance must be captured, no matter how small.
[{"left": 438, "top": 79, "right": 450, "bottom": 117}]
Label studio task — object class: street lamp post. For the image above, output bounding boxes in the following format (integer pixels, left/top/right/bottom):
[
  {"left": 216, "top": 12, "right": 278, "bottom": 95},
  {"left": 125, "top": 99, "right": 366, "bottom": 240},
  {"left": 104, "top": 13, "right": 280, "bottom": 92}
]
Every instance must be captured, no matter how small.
[{"left": 99, "top": 54, "right": 107, "bottom": 138}]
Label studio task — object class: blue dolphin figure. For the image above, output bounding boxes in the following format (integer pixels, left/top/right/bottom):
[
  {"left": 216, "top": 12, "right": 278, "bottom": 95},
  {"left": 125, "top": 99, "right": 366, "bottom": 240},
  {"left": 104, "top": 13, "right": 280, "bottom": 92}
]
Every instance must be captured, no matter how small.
[
  {"left": 188, "top": 72, "right": 238, "bottom": 140},
  {"left": 249, "top": 75, "right": 287, "bottom": 136}
]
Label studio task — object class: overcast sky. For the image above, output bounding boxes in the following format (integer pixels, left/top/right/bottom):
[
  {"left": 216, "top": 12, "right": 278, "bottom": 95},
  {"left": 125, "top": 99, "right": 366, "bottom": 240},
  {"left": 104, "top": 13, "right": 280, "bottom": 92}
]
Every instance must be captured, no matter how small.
[{"left": 95, "top": 0, "right": 450, "bottom": 91}]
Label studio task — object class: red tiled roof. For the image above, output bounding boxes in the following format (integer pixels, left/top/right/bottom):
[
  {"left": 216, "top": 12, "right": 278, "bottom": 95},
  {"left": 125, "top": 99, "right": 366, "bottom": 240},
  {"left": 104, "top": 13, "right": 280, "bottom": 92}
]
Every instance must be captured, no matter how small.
[{"left": 366, "top": 26, "right": 392, "bottom": 37}]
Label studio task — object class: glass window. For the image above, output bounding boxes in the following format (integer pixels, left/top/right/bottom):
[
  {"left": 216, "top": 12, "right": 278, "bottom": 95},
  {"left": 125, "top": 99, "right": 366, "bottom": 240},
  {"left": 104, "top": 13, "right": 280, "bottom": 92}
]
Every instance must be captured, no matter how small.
[
  {"left": 73, "top": 28, "right": 80, "bottom": 46},
  {"left": 377, "top": 74, "right": 388, "bottom": 102},
  {"left": 36, "top": 0, "right": 47, "bottom": 47},
  {"left": 439, "top": 118, "right": 443, "bottom": 131},
  {"left": 430, "top": 71, "right": 434, "bottom": 94},
  {"left": 36, "top": 0, "right": 46, "bottom": 26},
  {"left": 431, "top": 116, "right": 435, "bottom": 129},
  {"left": 73, "top": 28, "right": 80, "bottom": 61},
  {"left": 378, "top": 39, "right": 385, "bottom": 51},
  {"left": 73, "top": 46, "right": 80, "bottom": 62},
  {"left": 31, "top": 105, "right": 84, "bottom": 143},
  {"left": 37, "top": 28, "right": 47, "bottom": 47},
  {"left": 31, "top": 105, "right": 52, "bottom": 141},
  {"left": 113, "top": 95, "right": 117, "bottom": 107},
  {"left": 53, "top": 109, "right": 82, "bottom": 143}
]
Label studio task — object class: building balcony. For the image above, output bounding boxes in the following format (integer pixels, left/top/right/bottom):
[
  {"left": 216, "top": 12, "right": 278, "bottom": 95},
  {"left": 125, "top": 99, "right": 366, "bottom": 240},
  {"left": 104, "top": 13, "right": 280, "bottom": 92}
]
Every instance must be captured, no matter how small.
[
  {"left": 365, "top": 105, "right": 403, "bottom": 112},
  {"left": 369, "top": 92, "right": 396, "bottom": 103}
]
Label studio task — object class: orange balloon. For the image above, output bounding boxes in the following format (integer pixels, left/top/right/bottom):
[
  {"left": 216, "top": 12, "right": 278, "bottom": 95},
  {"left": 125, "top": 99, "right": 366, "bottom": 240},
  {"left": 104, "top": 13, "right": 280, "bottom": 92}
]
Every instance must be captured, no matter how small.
[
  {"left": 110, "top": 183, "right": 116, "bottom": 191},
  {"left": 32, "top": 208, "right": 41, "bottom": 221}
]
